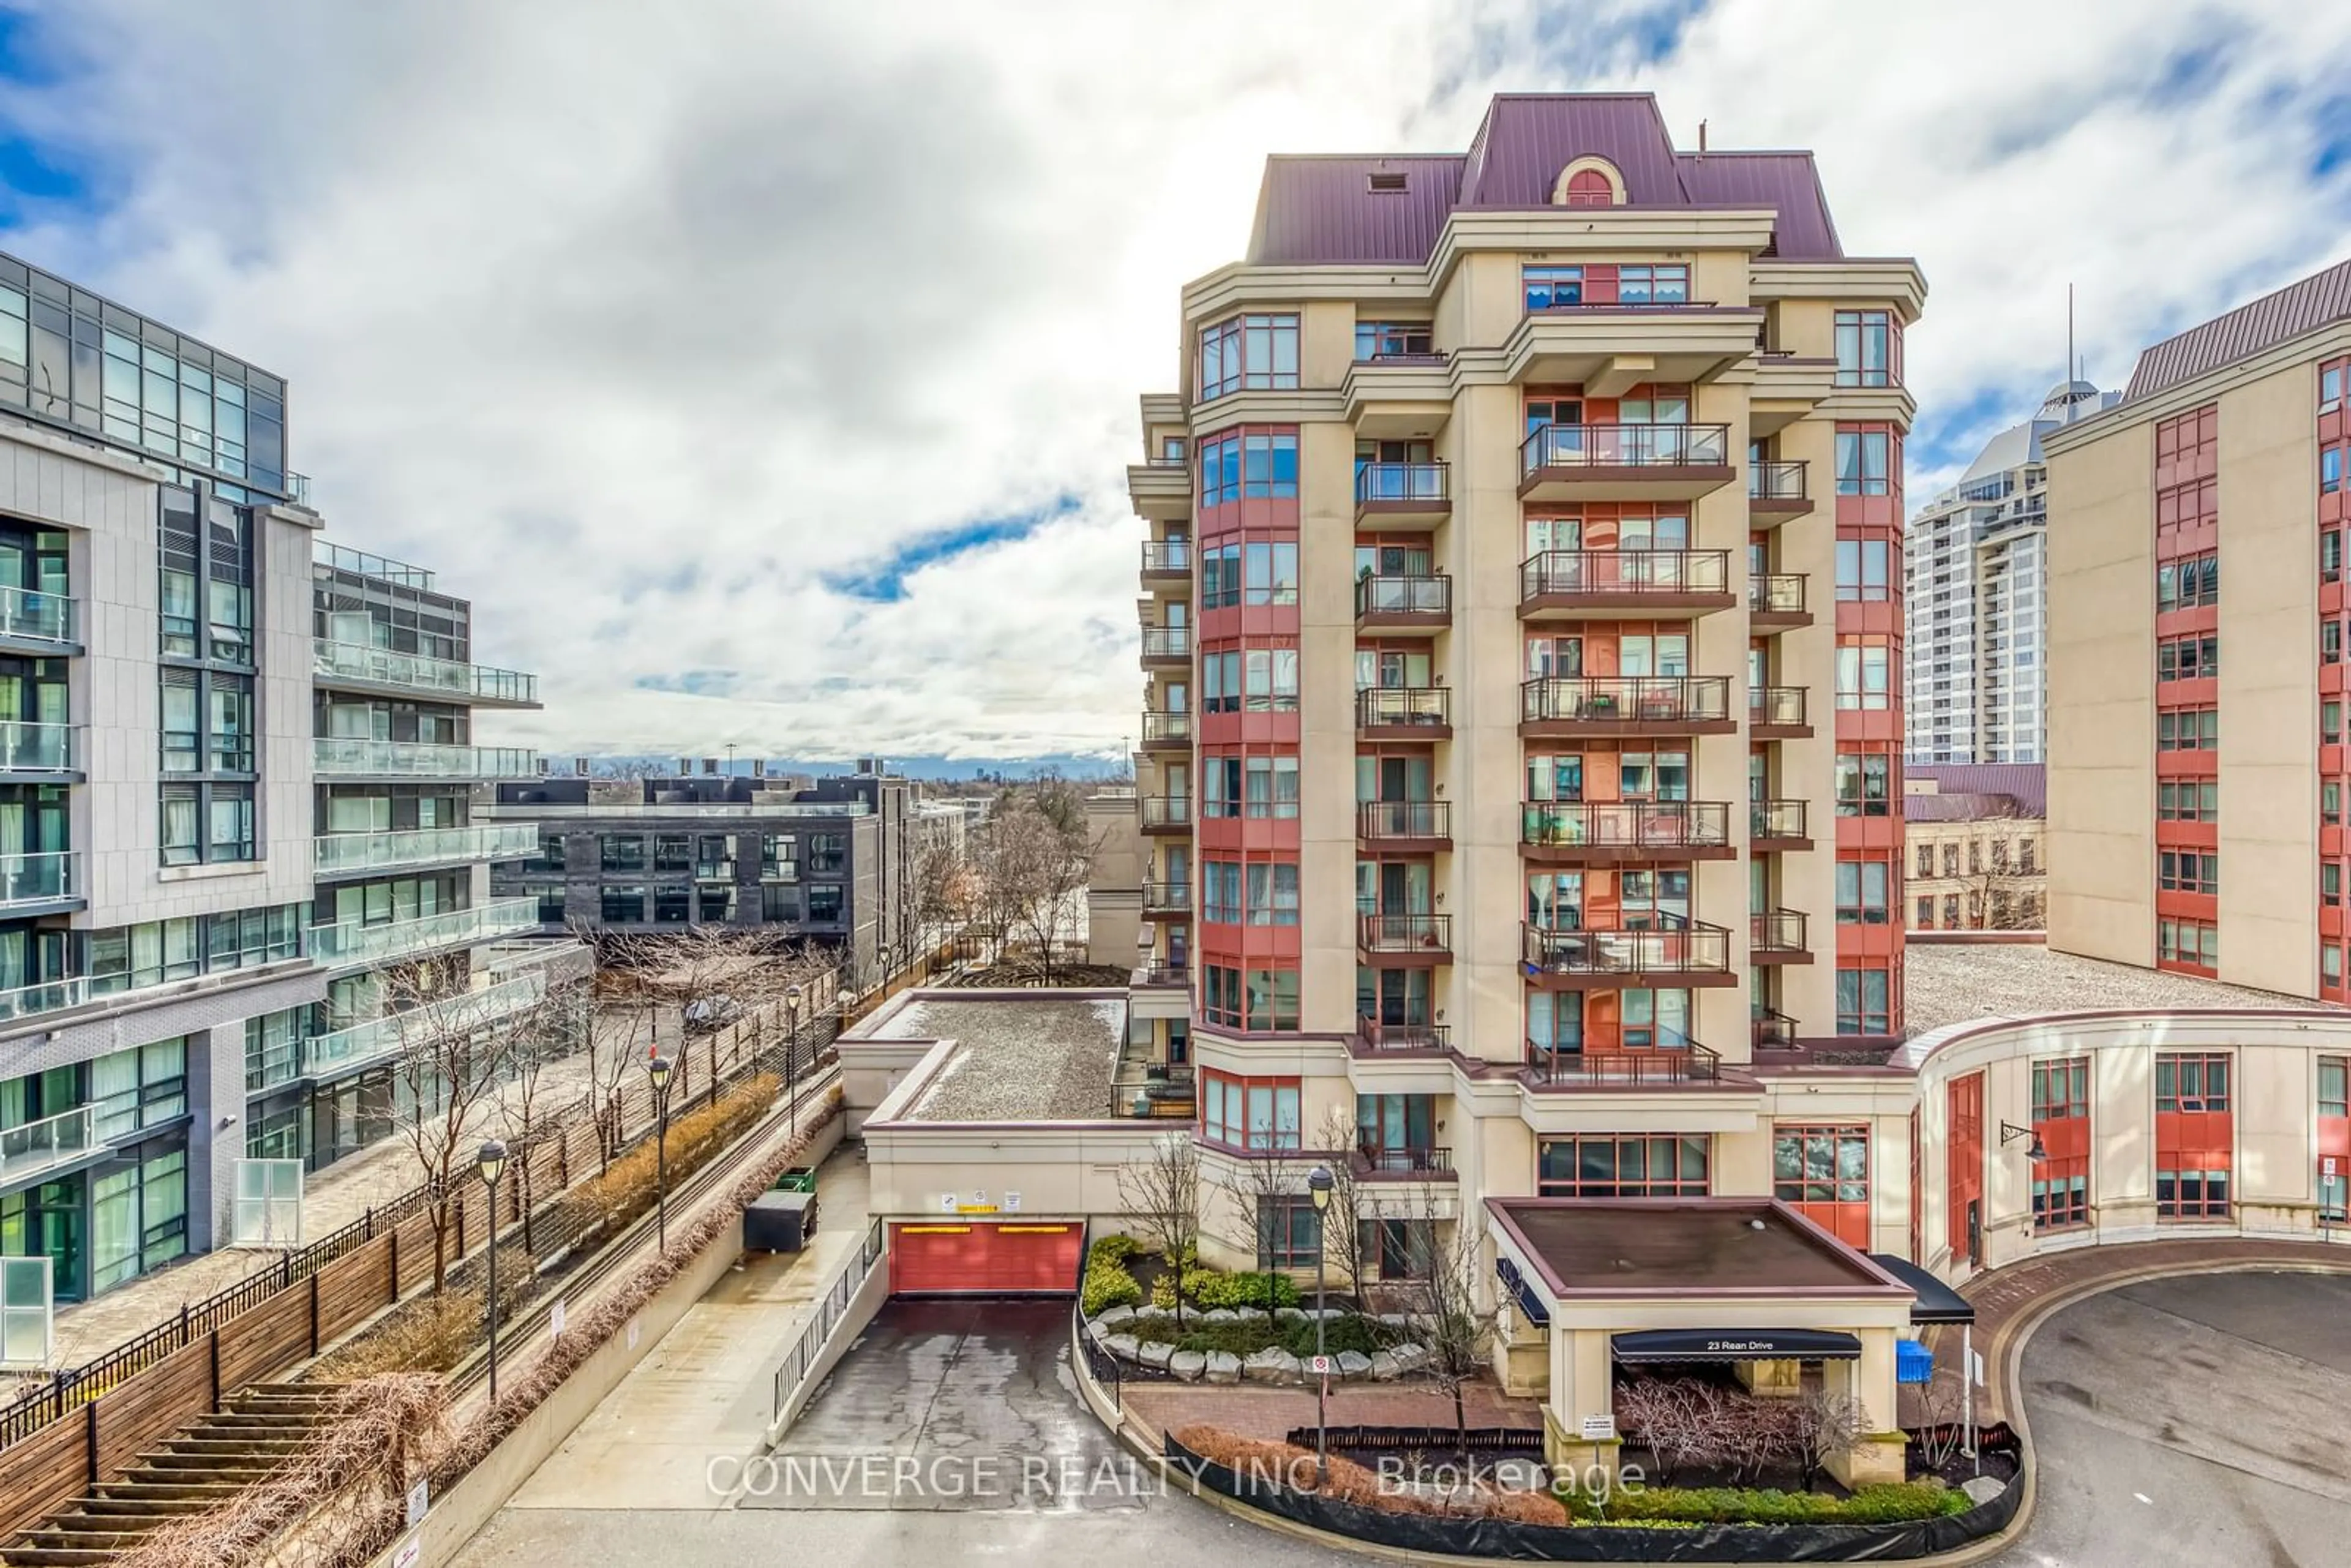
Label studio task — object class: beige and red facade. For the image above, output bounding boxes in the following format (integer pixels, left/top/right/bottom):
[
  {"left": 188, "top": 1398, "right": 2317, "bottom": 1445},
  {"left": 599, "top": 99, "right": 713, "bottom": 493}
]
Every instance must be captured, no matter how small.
[{"left": 1126, "top": 95, "right": 1925, "bottom": 1284}]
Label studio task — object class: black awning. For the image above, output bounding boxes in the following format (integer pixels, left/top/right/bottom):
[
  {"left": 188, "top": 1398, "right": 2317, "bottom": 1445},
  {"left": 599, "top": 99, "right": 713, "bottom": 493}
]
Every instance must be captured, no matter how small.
[
  {"left": 1611, "top": 1328, "right": 1862, "bottom": 1364},
  {"left": 1869, "top": 1253, "right": 1977, "bottom": 1326},
  {"left": 1496, "top": 1256, "right": 1550, "bottom": 1328}
]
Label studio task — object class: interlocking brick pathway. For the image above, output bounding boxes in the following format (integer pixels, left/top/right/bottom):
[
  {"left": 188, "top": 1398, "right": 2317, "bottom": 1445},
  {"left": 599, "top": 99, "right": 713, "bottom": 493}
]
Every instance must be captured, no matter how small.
[{"left": 1118, "top": 1378, "right": 1542, "bottom": 1446}]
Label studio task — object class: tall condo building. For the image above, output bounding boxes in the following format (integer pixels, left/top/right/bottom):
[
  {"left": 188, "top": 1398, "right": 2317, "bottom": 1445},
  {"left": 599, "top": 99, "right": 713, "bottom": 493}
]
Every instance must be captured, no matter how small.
[
  {"left": 0, "top": 249, "right": 566, "bottom": 1305},
  {"left": 1903, "top": 381, "right": 2117, "bottom": 764},
  {"left": 2045, "top": 254, "right": 2351, "bottom": 1003},
  {"left": 1127, "top": 94, "right": 1925, "bottom": 1262}
]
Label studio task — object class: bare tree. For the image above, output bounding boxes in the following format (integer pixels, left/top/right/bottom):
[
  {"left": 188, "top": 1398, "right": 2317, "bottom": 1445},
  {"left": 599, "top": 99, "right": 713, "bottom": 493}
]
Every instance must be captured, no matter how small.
[
  {"left": 494, "top": 977, "right": 591, "bottom": 1255},
  {"left": 1213, "top": 1146, "right": 1299, "bottom": 1323},
  {"left": 1313, "top": 1108, "right": 1371, "bottom": 1294},
  {"left": 385, "top": 956, "right": 524, "bottom": 1294},
  {"left": 601, "top": 924, "right": 819, "bottom": 1111},
  {"left": 1394, "top": 1218, "right": 1505, "bottom": 1473},
  {"left": 1789, "top": 1387, "right": 1864, "bottom": 1490},
  {"left": 972, "top": 786, "right": 1101, "bottom": 986},
  {"left": 1115, "top": 1131, "right": 1203, "bottom": 1329}
]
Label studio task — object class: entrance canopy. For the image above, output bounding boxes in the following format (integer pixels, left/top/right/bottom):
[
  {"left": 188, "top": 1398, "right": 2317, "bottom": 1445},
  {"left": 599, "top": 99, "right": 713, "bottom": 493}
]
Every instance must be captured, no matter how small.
[
  {"left": 1867, "top": 1253, "right": 1976, "bottom": 1325},
  {"left": 1612, "top": 1327, "right": 1862, "bottom": 1364}
]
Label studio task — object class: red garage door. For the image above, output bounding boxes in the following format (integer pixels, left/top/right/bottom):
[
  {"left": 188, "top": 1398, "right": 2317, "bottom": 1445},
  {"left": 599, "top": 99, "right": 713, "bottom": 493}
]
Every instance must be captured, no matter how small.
[{"left": 888, "top": 1222, "right": 1084, "bottom": 1296}]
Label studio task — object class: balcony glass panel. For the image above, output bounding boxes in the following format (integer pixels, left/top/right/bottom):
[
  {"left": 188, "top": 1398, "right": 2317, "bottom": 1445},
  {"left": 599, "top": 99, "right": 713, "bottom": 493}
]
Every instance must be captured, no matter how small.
[
  {"left": 313, "top": 823, "right": 542, "bottom": 876},
  {"left": 313, "top": 738, "right": 539, "bottom": 778},
  {"left": 0, "top": 1105, "right": 94, "bottom": 1187},
  {"left": 301, "top": 973, "right": 546, "bottom": 1078},
  {"left": 0, "top": 850, "right": 77, "bottom": 906},
  {"left": 0, "top": 722, "right": 74, "bottom": 772},
  {"left": 0, "top": 585, "right": 76, "bottom": 645},
  {"left": 313, "top": 640, "right": 538, "bottom": 704},
  {"left": 309, "top": 896, "right": 540, "bottom": 968}
]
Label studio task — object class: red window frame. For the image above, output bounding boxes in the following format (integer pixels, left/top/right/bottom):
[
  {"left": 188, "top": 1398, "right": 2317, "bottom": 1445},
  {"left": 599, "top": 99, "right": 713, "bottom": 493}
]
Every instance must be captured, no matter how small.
[
  {"left": 1773, "top": 1123, "right": 1870, "bottom": 1248},
  {"left": 1535, "top": 1135, "right": 1709, "bottom": 1197},
  {"left": 1946, "top": 1072, "right": 1984, "bottom": 1263},
  {"left": 2320, "top": 1056, "right": 2349, "bottom": 1225},
  {"left": 2030, "top": 1056, "right": 2092, "bottom": 1231},
  {"left": 2155, "top": 1051, "right": 2233, "bottom": 1219},
  {"left": 1198, "top": 1069, "right": 1302, "bottom": 1153}
]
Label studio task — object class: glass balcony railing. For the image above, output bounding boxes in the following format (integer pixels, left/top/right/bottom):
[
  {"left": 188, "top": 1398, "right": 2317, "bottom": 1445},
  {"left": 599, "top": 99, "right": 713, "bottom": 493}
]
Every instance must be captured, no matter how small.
[
  {"left": 313, "top": 738, "right": 539, "bottom": 778},
  {"left": 0, "top": 1105, "right": 95, "bottom": 1188},
  {"left": 301, "top": 973, "right": 547, "bottom": 1078},
  {"left": 313, "top": 823, "right": 542, "bottom": 877},
  {"left": 0, "top": 851, "right": 78, "bottom": 909},
  {"left": 309, "top": 896, "right": 541, "bottom": 969},
  {"left": 1521, "top": 422, "right": 1732, "bottom": 475},
  {"left": 0, "top": 585, "right": 77, "bottom": 646},
  {"left": 1354, "top": 461, "right": 1449, "bottom": 505},
  {"left": 314, "top": 640, "right": 539, "bottom": 705},
  {"left": 0, "top": 722, "right": 75, "bottom": 773}
]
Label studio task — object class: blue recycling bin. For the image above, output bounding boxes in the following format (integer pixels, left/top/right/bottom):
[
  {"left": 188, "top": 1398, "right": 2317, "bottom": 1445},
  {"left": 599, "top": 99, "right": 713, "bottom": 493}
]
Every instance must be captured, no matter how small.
[{"left": 1895, "top": 1337, "right": 1934, "bottom": 1384}]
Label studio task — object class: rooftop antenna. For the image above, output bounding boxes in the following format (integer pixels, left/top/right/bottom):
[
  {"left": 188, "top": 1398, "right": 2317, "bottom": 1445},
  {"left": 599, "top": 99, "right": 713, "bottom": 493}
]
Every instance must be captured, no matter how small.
[
  {"left": 1697, "top": 119, "right": 1708, "bottom": 158},
  {"left": 2065, "top": 283, "right": 2076, "bottom": 425}
]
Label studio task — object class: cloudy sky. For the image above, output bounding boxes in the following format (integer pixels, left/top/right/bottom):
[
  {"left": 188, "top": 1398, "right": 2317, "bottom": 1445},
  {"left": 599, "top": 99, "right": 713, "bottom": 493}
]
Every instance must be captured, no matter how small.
[{"left": 2, "top": 0, "right": 2349, "bottom": 763}]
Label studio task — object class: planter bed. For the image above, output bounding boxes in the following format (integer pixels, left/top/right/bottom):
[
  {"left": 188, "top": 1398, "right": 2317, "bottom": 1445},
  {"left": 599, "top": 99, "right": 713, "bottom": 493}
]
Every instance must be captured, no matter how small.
[{"left": 1085, "top": 1304, "right": 1434, "bottom": 1386}]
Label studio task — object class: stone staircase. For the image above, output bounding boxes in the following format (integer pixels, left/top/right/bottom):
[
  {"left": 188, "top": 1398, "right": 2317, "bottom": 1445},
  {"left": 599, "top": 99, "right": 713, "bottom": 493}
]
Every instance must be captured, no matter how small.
[{"left": 0, "top": 1385, "right": 341, "bottom": 1566}]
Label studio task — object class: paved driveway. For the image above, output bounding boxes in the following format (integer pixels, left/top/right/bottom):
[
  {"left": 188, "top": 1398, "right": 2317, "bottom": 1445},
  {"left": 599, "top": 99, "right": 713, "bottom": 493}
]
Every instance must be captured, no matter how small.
[{"left": 1987, "top": 1269, "right": 2351, "bottom": 1567}]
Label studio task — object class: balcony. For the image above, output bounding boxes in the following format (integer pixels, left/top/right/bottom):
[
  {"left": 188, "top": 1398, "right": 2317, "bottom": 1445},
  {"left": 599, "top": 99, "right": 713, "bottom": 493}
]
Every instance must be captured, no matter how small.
[
  {"left": 1520, "top": 802, "right": 1734, "bottom": 865},
  {"left": 1138, "top": 711, "right": 1192, "bottom": 751},
  {"left": 1501, "top": 305, "right": 1763, "bottom": 392},
  {"left": 314, "top": 823, "right": 543, "bottom": 879},
  {"left": 1139, "top": 625, "right": 1191, "bottom": 669},
  {"left": 1518, "top": 550, "right": 1735, "bottom": 620},
  {"left": 1138, "top": 795, "right": 1191, "bottom": 835},
  {"left": 1354, "top": 1141, "right": 1455, "bottom": 1179},
  {"left": 1136, "top": 959, "right": 1188, "bottom": 988},
  {"left": 0, "top": 721, "right": 76, "bottom": 776},
  {"left": 1140, "top": 540, "right": 1191, "bottom": 587},
  {"left": 1749, "top": 686, "right": 1813, "bottom": 739},
  {"left": 1523, "top": 1041, "right": 1723, "bottom": 1086},
  {"left": 1356, "top": 686, "right": 1451, "bottom": 740},
  {"left": 1520, "top": 677, "right": 1735, "bottom": 738},
  {"left": 1354, "top": 462, "right": 1452, "bottom": 528},
  {"left": 0, "top": 977, "right": 90, "bottom": 1026},
  {"left": 1357, "top": 800, "right": 1450, "bottom": 852},
  {"left": 0, "top": 584, "right": 78, "bottom": 651},
  {"left": 0, "top": 1104, "right": 96, "bottom": 1188},
  {"left": 1748, "top": 574, "right": 1812, "bottom": 630},
  {"left": 1127, "top": 459, "right": 1191, "bottom": 521},
  {"left": 1341, "top": 354, "right": 1453, "bottom": 440},
  {"left": 1356, "top": 1016, "right": 1449, "bottom": 1054},
  {"left": 1751, "top": 909, "right": 1812, "bottom": 964},
  {"left": 309, "top": 896, "right": 542, "bottom": 970},
  {"left": 1358, "top": 912, "right": 1452, "bottom": 965},
  {"left": 1355, "top": 574, "right": 1450, "bottom": 634},
  {"left": 1141, "top": 882, "right": 1191, "bottom": 918},
  {"left": 1518, "top": 423, "right": 1735, "bottom": 503},
  {"left": 313, "top": 640, "right": 541, "bottom": 708},
  {"left": 1521, "top": 919, "right": 1736, "bottom": 988},
  {"left": 313, "top": 738, "right": 540, "bottom": 779},
  {"left": 301, "top": 973, "right": 547, "bottom": 1081},
  {"left": 1750, "top": 461, "right": 1813, "bottom": 523},
  {"left": 1752, "top": 1010, "right": 1800, "bottom": 1051},
  {"left": 1751, "top": 800, "right": 1812, "bottom": 852},
  {"left": 0, "top": 850, "right": 80, "bottom": 915}
]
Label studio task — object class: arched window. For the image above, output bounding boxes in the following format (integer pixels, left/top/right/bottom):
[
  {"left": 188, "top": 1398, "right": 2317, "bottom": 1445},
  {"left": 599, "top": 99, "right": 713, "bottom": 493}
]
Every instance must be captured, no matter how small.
[{"left": 1564, "top": 168, "right": 1616, "bottom": 206}]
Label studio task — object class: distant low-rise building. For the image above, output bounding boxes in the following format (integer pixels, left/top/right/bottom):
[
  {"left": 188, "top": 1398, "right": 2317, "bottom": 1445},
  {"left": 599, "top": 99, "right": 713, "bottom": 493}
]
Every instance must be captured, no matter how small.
[{"left": 1904, "top": 763, "right": 2044, "bottom": 930}]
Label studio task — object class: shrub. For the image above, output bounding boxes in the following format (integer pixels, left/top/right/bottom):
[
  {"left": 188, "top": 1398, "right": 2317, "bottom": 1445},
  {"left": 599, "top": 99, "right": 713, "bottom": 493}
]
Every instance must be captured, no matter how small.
[
  {"left": 1182, "top": 1267, "right": 1300, "bottom": 1311},
  {"left": 1558, "top": 1480, "right": 1966, "bottom": 1525},
  {"left": 552, "top": 1074, "right": 779, "bottom": 1258},
  {"left": 1171, "top": 1424, "right": 1565, "bottom": 1525},
  {"left": 1129, "top": 1311, "right": 1393, "bottom": 1358},
  {"left": 1082, "top": 1256, "right": 1143, "bottom": 1316},
  {"left": 1149, "top": 1272, "right": 1178, "bottom": 1310},
  {"left": 1089, "top": 1233, "right": 1141, "bottom": 1265}
]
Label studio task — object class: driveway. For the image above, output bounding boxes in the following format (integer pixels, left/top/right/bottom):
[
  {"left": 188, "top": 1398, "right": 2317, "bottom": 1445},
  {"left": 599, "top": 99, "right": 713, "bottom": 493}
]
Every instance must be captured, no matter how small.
[{"left": 1987, "top": 1269, "right": 2351, "bottom": 1567}]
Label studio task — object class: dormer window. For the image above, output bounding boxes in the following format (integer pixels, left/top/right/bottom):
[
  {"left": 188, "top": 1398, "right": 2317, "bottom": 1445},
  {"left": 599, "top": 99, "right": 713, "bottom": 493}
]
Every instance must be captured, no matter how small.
[
  {"left": 1550, "top": 156, "right": 1626, "bottom": 208},
  {"left": 1367, "top": 171, "right": 1408, "bottom": 193}
]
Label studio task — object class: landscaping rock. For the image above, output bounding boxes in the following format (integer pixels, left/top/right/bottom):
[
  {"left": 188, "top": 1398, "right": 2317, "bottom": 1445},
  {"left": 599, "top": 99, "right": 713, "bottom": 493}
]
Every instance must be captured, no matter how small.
[
  {"left": 1138, "top": 1340, "right": 1176, "bottom": 1371},
  {"left": 1103, "top": 1334, "right": 1142, "bottom": 1362},
  {"left": 1368, "top": 1350, "right": 1401, "bottom": 1382},
  {"left": 1094, "top": 1306, "right": 1135, "bottom": 1330},
  {"left": 1962, "top": 1476, "right": 2007, "bottom": 1507},
  {"left": 1204, "top": 1351, "right": 1243, "bottom": 1384},
  {"left": 1336, "top": 1350, "right": 1374, "bottom": 1379},
  {"left": 1273, "top": 1307, "right": 1308, "bottom": 1325},
  {"left": 1132, "top": 1304, "right": 1171, "bottom": 1322},
  {"left": 1376, "top": 1312, "right": 1412, "bottom": 1329},
  {"left": 1243, "top": 1347, "right": 1305, "bottom": 1384},
  {"left": 1169, "top": 1350, "right": 1207, "bottom": 1382},
  {"left": 1387, "top": 1343, "right": 1431, "bottom": 1374},
  {"left": 1202, "top": 1308, "right": 1237, "bottom": 1324}
]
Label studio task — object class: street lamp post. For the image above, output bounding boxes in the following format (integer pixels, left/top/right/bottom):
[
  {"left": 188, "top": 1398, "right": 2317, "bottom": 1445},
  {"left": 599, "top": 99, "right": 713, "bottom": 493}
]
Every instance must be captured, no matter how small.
[
  {"left": 879, "top": 942, "right": 894, "bottom": 1005},
  {"left": 478, "top": 1139, "right": 508, "bottom": 1403},
  {"left": 648, "top": 1054, "right": 674, "bottom": 1253},
  {"left": 784, "top": 982, "right": 804, "bottom": 1130},
  {"left": 1307, "top": 1165, "right": 1333, "bottom": 1476}
]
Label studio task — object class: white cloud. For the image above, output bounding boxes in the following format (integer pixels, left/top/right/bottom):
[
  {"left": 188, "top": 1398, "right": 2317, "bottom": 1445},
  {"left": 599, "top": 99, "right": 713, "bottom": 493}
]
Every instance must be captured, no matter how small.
[{"left": 4, "top": 0, "right": 2347, "bottom": 756}]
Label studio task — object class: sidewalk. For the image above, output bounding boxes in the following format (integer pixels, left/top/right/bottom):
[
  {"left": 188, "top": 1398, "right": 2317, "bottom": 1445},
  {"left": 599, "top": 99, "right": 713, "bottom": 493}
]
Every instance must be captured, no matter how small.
[
  {"left": 1929, "top": 1236, "right": 2351, "bottom": 1424},
  {"left": 1119, "top": 1379, "right": 1542, "bottom": 1447},
  {"left": 500, "top": 1146, "right": 874, "bottom": 1510}
]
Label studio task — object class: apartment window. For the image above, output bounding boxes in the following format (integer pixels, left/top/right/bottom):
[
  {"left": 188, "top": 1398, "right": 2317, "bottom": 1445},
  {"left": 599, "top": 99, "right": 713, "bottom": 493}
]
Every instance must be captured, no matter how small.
[
  {"left": 86, "top": 906, "right": 301, "bottom": 996},
  {"left": 1941, "top": 894, "right": 1960, "bottom": 926},
  {"left": 2158, "top": 707, "right": 2219, "bottom": 750},
  {"left": 1835, "top": 537, "right": 1891, "bottom": 601},
  {"left": 1245, "top": 861, "right": 1300, "bottom": 926},
  {"left": 2157, "top": 781, "right": 2218, "bottom": 822},
  {"left": 1537, "top": 1135, "right": 1709, "bottom": 1198},
  {"left": 1773, "top": 1125, "right": 1869, "bottom": 1247},
  {"left": 1243, "top": 754, "right": 1300, "bottom": 818},
  {"left": 599, "top": 835, "right": 645, "bottom": 872},
  {"left": 1940, "top": 842, "right": 1959, "bottom": 878},
  {"left": 1914, "top": 896, "right": 1933, "bottom": 927},
  {"left": 244, "top": 1008, "right": 305, "bottom": 1094},
  {"left": 2159, "top": 849, "right": 2219, "bottom": 895},
  {"left": 1834, "top": 310, "right": 1894, "bottom": 387},
  {"left": 2030, "top": 1056, "right": 2092, "bottom": 1231},
  {"left": 2322, "top": 1055, "right": 2350, "bottom": 1223},
  {"left": 2326, "top": 445, "right": 2345, "bottom": 495},
  {"left": 1242, "top": 541, "right": 1299, "bottom": 606},
  {"left": 1198, "top": 313, "right": 1298, "bottom": 399},
  {"left": 653, "top": 835, "right": 691, "bottom": 874},
  {"left": 761, "top": 835, "right": 798, "bottom": 879},
  {"left": 759, "top": 884, "right": 798, "bottom": 922},
  {"left": 1915, "top": 843, "right": 1934, "bottom": 878},
  {"left": 536, "top": 886, "right": 565, "bottom": 923},
  {"left": 1242, "top": 968, "right": 1300, "bottom": 1030},
  {"left": 531, "top": 833, "right": 566, "bottom": 872},
  {"left": 1256, "top": 1198, "right": 1322, "bottom": 1270},
  {"left": 89, "top": 1038, "right": 187, "bottom": 1142},
  {"left": 599, "top": 885, "right": 645, "bottom": 923},
  {"left": 2158, "top": 917, "right": 2219, "bottom": 972},
  {"left": 806, "top": 884, "right": 844, "bottom": 922},
  {"left": 1201, "top": 1070, "right": 1300, "bottom": 1152},
  {"left": 1835, "top": 859, "right": 1891, "bottom": 924},
  {"left": 1835, "top": 428, "right": 1892, "bottom": 496},
  {"left": 1201, "top": 542, "right": 1240, "bottom": 609},
  {"left": 1198, "top": 429, "right": 1299, "bottom": 505},
  {"left": 2156, "top": 1051, "right": 2232, "bottom": 1219},
  {"left": 2158, "top": 1052, "right": 2230, "bottom": 1114},
  {"left": 2156, "top": 635, "right": 2218, "bottom": 681},
  {"left": 158, "top": 490, "right": 253, "bottom": 664},
  {"left": 2325, "top": 863, "right": 2341, "bottom": 908},
  {"left": 1355, "top": 321, "right": 1433, "bottom": 359},
  {"left": 808, "top": 832, "right": 847, "bottom": 874},
  {"left": 2327, "top": 1056, "right": 2350, "bottom": 1119},
  {"left": 1201, "top": 860, "right": 1240, "bottom": 925},
  {"left": 1835, "top": 967, "right": 1891, "bottom": 1035},
  {"left": 1243, "top": 648, "right": 1299, "bottom": 711},
  {"left": 699, "top": 883, "right": 735, "bottom": 922},
  {"left": 1617, "top": 265, "right": 1690, "bottom": 304},
  {"left": 2156, "top": 553, "right": 2219, "bottom": 610},
  {"left": 1834, "top": 752, "right": 1892, "bottom": 819},
  {"left": 1202, "top": 962, "right": 1242, "bottom": 1029},
  {"left": 2330, "top": 703, "right": 2344, "bottom": 746},
  {"left": 2325, "top": 364, "right": 2345, "bottom": 413},
  {"left": 652, "top": 886, "right": 691, "bottom": 923},
  {"left": 1522, "top": 265, "right": 1583, "bottom": 310},
  {"left": 1835, "top": 637, "right": 1894, "bottom": 708},
  {"left": 2328, "top": 781, "right": 2344, "bottom": 827}
]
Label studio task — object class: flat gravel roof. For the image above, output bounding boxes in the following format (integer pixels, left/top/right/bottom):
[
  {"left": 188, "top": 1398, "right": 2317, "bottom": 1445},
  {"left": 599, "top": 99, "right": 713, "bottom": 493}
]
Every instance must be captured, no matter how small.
[
  {"left": 1490, "top": 1198, "right": 1898, "bottom": 1296},
  {"left": 1903, "top": 942, "right": 2328, "bottom": 1037},
  {"left": 870, "top": 996, "right": 1126, "bottom": 1122}
]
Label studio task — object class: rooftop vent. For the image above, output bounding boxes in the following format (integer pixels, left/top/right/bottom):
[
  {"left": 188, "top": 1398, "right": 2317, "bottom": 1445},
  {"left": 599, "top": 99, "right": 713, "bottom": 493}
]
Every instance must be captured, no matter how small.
[{"left": 1367, "top": 171, "right": 1409, "bottom": 193}]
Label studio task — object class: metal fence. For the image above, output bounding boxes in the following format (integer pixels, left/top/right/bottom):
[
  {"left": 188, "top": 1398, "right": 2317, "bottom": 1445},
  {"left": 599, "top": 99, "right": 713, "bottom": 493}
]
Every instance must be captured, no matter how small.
[{"left": 769, "top": 1217, "right": 887, "bottom": 1420}]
